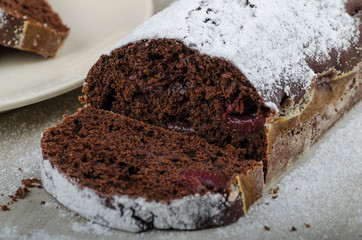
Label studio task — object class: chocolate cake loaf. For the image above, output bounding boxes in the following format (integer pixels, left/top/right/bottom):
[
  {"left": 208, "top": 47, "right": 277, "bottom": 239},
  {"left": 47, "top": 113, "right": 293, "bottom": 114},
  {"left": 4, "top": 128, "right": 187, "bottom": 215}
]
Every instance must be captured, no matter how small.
[
  {"left": 41, "top": 106, "right": 263, "bottom": 232},
  {"left": 82, "top": 0, "right": 362, "bottom": 183},
  {"left": 41, "top": 0, "right": 361, "bottom": 233},
  {"left": 0, "top": 0, "right": 69, "bottom": 58}
]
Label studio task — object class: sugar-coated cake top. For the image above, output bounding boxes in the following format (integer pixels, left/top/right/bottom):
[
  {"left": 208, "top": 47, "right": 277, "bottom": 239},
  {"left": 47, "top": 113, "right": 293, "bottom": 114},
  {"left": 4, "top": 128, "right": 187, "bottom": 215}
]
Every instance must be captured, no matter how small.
[{"left": 108, "top": 0, "right": 360, "bottom": 110}]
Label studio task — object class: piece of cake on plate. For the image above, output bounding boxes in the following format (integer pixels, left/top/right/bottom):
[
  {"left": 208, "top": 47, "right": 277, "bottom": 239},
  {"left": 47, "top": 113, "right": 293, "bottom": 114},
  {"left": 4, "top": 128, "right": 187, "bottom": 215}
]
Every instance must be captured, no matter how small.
[{"left": 0, "top": 0, "right": 69, "bottom": 58}]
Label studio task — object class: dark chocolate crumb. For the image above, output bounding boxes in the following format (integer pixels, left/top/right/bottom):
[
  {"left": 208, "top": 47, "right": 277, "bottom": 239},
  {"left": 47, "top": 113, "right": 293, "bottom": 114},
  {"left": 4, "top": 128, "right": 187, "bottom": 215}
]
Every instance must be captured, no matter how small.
[
  {"left": 269, "top": 187, "right": 279, "bottom": 194},
  {"left": 291, "top": 226, "right": 297, "bottom": 231},
  {"left": 18, "top": 168, "right": 22, "bottom": 171},
  {"left": 40, "top": 201, "right": 46, "bottom": 205},
  {"left": 265, "top": 202, "right": 269, "bottom": 205},
  {"left": 264, "top": 226, "right": 270, "bottom": 231},
  {"left": 1, "top": 205, "right": 10, "bottom": 211},
  {"left": 2, "top": 179, "right": 42, "bottom": 209},
  {"left": 304, "top": 223, "right": 310, "bottom": 228},
  {"left": 269, "top": 187, "right": 279, "bottom": 199},
  {"left": 15, "top": 187, "right": 28, "bottom": 199},
  {"left": 8, "top": 195, "right": 16, "bottom": 202},
  {"left": 21, "top": 178, "right": 43, "bottom": 188}
]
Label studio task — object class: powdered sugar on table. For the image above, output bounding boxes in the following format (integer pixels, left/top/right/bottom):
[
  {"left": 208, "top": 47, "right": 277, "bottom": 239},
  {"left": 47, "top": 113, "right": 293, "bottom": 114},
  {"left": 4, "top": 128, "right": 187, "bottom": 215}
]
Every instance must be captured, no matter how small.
[{"left": 1, "top": 100, "right": 361, "bottom": 240}]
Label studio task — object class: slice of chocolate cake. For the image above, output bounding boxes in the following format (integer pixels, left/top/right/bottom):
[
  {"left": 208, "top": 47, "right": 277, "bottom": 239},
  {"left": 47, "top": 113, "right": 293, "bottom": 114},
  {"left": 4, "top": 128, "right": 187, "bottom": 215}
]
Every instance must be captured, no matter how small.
[
  {"left": 41, "top": 106, "right": 263, "bottom": 232},
  {"left": 82, "top": 0, "right": 362, "bottom": 183},
  {"left": 0, "top": 0, "right": 69, "bottom": 58}
]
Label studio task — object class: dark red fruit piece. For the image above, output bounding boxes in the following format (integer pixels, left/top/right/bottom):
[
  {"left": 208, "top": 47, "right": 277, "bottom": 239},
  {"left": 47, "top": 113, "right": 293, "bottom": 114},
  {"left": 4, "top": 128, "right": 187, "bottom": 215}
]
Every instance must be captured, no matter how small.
[
  {"left": 173, "top": 178, "right": 205, "bottom": 193},
  {"left": 172, "top": 170, "right": 228, "bottom": 193},
  {"left": 220, "top": 95, "right": 264, "bottom": 133}
]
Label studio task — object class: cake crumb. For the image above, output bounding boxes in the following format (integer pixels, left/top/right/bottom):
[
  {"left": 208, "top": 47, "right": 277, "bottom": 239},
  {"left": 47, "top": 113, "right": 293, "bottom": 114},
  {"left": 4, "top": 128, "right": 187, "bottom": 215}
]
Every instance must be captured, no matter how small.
[
  {"left": 269, "top": 187, "right": 279, "bottom": 194},
  {"left": 7, "top": 194, "right": 17, "bottom": 203},
  {"left": 40, "top": 201, "right": 46, "bottom": 205},
  {"left": 270, "top": 187, "right": 279, "bottom": 199},
  {"left": 21, "top": 178, "right": 43, "bottom": 188},
  {"left": 15, "top": 187, "right": 29, "bottom": 199},
  {"left": 264, "top": 226, "right": 270, "bottom": 231},
  {"left": 18, "top": 168, "right": 22, "bottom": 171},
  {"left": 1, "top": 179, "right": 43, "bottom": 208},
  {"left": 304, "top": 223, "right": 310, "bottom": 228},
  {"left": 1, "top": 205, "right": 10, "bottom": 211},
  {"left": 291, "top": 226, "right": 297, "bottom": 231}
]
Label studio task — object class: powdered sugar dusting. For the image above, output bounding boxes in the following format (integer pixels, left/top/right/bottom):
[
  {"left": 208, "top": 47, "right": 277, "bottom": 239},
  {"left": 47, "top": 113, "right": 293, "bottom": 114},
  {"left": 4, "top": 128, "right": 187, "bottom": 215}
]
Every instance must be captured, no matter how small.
[
  {"left": 0, "top": 9, "right": 6, "bottom": 29},
  {"left": 0, "top": 90, "right": 81, "bottom": 204},
  {"left": 41, "top": 158, "right": 232, "bottom": 232},
  {"left": 112, "top": 0, "right": 360, "bottom": 108}
]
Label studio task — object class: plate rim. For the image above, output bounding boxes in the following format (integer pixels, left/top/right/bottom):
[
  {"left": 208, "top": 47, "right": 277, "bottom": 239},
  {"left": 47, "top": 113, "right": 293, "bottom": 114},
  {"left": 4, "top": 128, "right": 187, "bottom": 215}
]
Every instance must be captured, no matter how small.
[{"left": 0, "top": 1, "right": 154, "bottom": 113}]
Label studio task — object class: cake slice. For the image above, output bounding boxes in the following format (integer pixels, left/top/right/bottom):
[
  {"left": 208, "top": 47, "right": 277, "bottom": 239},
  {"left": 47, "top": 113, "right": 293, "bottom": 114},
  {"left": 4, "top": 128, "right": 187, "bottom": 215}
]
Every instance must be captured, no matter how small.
[
  {"left": 41, "top": 106, "right": 263, "bottom": 232},
  {"left": 0, "top": 0, "right": 69, "bottom": 58}
]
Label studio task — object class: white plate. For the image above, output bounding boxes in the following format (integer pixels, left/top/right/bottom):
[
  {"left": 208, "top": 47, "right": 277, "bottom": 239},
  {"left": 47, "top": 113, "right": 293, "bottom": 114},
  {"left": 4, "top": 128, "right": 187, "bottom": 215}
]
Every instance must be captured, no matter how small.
[{"left": 0, "top": 0, "right": 153, "bottom": 113}]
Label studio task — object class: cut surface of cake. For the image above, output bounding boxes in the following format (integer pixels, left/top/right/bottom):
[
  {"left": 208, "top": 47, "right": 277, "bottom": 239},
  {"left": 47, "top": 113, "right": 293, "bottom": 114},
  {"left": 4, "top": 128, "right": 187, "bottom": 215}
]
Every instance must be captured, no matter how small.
[
  {"left": 0, "top": 0, "right": 69, "bottom": 58},
  {"left": 41, "top": 106, "right": 263, "bottom": 232}
]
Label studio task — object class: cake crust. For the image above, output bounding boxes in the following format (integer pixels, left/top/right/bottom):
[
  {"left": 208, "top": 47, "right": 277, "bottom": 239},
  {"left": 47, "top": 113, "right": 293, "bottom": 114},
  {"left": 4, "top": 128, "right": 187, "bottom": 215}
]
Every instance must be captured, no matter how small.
[
  {"left": 0, "top": 0, "right": 69, "bottom": 58},
  {"left": 266, "top": 65, "right": 362, "bottom": 182}
]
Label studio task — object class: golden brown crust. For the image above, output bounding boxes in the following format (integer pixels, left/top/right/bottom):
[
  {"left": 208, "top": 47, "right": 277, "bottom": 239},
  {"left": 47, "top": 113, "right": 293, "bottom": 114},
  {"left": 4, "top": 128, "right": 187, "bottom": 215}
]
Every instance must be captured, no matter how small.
[
  {"left": 20, "top": 20, "right": 69, "bottom": 58},
  {"left": 265, "top": 64, "right": 362, "bottom": 183},
  {"left": 0, "top": 8, "right": 69, "bottom": 58},
  {"left": 236, "top": 162, "right": 264, "bottom": 214}
]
